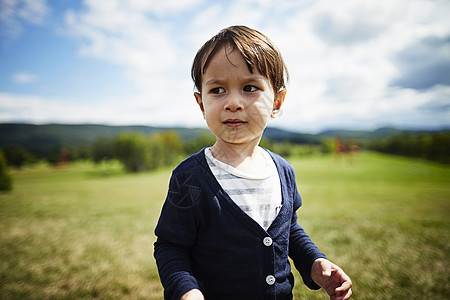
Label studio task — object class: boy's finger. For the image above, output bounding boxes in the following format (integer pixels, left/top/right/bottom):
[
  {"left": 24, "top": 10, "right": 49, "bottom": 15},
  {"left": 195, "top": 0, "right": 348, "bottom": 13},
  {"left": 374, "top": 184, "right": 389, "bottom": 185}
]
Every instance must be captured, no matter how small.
[
  {"left": 333, "top": 288, "right": 352, "bottom": 300},
  {"left": 335, "top": 281, "right": 352, "bottom": 293}
]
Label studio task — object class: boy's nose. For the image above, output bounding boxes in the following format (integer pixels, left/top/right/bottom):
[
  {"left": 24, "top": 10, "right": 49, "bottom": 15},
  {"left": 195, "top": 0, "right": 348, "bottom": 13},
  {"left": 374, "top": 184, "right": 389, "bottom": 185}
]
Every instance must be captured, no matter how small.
[{"left": 224, "top": 95, "right": 244, "bottom": 112}]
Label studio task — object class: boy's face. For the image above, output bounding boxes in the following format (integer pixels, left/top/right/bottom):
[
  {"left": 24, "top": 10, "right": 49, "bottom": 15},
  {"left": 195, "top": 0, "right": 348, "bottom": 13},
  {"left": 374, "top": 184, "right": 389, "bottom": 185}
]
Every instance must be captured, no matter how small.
[{"left": 194, "top": 45, "right": 285, "bottom": 148}]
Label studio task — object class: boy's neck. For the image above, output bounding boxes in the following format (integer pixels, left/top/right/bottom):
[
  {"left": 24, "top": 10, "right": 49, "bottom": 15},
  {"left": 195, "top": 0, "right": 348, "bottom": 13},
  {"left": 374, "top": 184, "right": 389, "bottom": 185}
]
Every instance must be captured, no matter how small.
[{"left": 210, "top": 139, "right": 265, "bottom": 171}]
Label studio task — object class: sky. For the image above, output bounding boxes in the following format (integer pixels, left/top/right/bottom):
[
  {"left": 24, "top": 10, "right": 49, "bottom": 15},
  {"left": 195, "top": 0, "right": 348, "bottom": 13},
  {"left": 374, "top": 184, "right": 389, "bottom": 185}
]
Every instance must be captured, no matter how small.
[{"left": 0, "top": 0, "right": 449, "bottom": 133}]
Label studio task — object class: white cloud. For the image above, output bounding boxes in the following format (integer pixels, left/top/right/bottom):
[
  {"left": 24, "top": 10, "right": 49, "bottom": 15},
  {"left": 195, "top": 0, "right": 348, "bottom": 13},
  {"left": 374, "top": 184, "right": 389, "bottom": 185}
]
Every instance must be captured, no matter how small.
[
  {"left": 64, "top": 1, "right": 188, "bottom": 91},
  {"left": 0, "top": 0, "right": 49, "bottom": 38},
  {"left": 1, "top": 0, "right": 449, "bottom": 132},
  {"left": 13, "top": 72, "right": 37, "bottom": 84},
  {"left": 127, "top": 0, "right": 204, "bottom": 15},
  {"left": 0, "top": 91, "right": 204, "bottom": 127},
  {"left": 262, "top": 0, "right": 450, "bottom": 131}
]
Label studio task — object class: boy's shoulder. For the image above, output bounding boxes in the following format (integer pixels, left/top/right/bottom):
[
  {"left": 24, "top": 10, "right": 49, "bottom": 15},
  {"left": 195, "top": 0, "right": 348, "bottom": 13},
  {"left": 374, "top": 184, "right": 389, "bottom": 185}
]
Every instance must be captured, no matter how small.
[{"left": 172, "top": 148, "right": 207, "bottom": 174}]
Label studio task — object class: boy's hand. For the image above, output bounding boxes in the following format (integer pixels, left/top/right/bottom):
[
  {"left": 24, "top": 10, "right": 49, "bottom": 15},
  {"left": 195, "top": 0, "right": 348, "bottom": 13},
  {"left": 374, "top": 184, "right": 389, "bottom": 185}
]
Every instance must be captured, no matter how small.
[
  {"left": 311, "top": 258, "right": 352, "bottom": 300},
  {"left": 180, "top": 289, "right": 204, "bottom": 300}
]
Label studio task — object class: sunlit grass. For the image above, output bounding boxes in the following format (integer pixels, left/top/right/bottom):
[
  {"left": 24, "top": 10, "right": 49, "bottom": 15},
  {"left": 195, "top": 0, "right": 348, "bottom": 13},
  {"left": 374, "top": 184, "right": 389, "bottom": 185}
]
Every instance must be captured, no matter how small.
[
  {"left": 1, "top": 161, "right": 169, "bottom": 299},
  {"left": 291, "top": 152, "right": 449, "bottom": 299},
  {"left": 0, "top": 153, "right": 448, "bottom": 299}
]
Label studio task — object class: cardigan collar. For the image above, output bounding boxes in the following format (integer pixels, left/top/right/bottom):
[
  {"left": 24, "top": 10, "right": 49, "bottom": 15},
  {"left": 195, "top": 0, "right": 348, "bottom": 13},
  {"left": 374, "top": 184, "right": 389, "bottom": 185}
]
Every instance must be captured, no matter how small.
[{"left": 193, "top": 148, "right": 293, "bottom": 236}]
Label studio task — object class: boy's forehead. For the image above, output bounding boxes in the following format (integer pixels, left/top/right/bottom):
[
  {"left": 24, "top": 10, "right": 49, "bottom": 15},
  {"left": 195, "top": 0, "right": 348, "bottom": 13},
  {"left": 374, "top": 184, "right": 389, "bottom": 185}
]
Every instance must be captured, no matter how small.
[
  {"left": 208, "top": 47, "right": 239, "bottom": 66},
  {"left": 203, "top": 46, "right": 259, "bottom": 77},
  {"left": 203, "top": 44, "right": 238, "bottom": 69}
]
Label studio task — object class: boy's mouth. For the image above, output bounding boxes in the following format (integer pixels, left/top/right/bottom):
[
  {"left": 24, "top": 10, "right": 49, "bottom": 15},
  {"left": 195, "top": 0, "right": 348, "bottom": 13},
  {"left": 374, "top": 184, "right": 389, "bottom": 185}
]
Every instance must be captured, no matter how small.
[{"left": 223, "top": 119, "right": 247, "bottom": 127}]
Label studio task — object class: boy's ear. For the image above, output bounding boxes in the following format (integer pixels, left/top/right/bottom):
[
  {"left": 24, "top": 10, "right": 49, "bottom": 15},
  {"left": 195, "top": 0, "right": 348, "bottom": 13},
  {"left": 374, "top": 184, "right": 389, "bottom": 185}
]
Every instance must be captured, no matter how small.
[
  {"left": 271, "top": 89, "right": 286, "bottom": 119},
  {"left": 274, "top": 89, "right": 286, "bottom": 110},
  {"left": 194, "top": 92, "right": 205, "bottom": 117}
]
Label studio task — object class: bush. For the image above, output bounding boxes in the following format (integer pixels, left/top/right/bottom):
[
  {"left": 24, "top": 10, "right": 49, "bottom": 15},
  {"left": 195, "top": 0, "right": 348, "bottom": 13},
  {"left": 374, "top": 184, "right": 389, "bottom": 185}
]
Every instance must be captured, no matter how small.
[
  {"left": 3, "top": 146, "right": 35, "bottom": 168},
  {"left": 184, "top": 133, "right": 216, "bottom": 155},
  {"left": 114, "top": 132, "right": 152, "bottom": 173},
  {"left": 0, "top": 151, "right": 12, "bottom": 191},
  {"left": 92, "top": 137, "right": 115, "bottom": 164},
  {"left": 149, "top": 131, "right": 184, "bottom": 168}
]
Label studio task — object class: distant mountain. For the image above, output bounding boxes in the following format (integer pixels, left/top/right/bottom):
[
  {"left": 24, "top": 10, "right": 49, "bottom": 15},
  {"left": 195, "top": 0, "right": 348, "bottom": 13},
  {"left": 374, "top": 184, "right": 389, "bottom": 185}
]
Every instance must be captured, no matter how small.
[
  {"left": 317, "top": 127, "right": 448, "bottom": 140},
  {"left": 263, "top": 127, "right": 319, "bottom": 144},
  {"left": 317, "top": 127, "right": 404, "bottom": 140},
  {"left": 0, "top": 123, "right": 209, "bottom": 149}
]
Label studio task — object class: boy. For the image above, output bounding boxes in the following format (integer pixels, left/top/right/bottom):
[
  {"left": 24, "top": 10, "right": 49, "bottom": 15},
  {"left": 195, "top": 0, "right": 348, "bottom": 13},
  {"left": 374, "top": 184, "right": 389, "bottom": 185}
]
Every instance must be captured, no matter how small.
[{"left": 154, "top": 25, "right": 352, "bottom": 300}]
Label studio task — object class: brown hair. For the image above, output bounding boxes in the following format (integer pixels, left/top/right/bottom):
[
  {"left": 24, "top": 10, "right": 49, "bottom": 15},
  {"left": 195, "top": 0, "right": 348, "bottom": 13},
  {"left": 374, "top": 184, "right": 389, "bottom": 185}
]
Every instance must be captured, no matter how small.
[{"left": 191, "top": 25, "right": 289, "bottom": 93}]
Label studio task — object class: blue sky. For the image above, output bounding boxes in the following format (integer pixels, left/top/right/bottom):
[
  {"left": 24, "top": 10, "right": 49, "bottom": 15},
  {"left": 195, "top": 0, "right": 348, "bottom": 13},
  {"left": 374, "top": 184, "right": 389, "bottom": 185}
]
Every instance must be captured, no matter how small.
[{"left": 0, "top": 0, "right": 449, "bottom": 133}]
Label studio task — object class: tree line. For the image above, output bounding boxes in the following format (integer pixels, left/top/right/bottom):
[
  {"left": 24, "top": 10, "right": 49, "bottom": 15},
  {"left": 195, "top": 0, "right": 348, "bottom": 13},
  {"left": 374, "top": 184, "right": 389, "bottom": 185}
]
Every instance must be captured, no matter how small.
[
  {"left": 1, "top": 130, "right": 217, "bottom": 173},
  {"left": 91, "top": 131, "right": 210, "bottom": 172},
  {"left": 1, "top": 129, "right": 448, "bottom": 191},
  {"left": 367, "top": 131, "right": 450, "bottom": 164}
]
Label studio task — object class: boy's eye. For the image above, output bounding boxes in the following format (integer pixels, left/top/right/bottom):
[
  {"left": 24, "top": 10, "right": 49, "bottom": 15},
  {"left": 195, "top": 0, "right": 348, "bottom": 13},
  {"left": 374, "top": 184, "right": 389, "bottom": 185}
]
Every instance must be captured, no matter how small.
[
  {"left": 210, "top": 87, "right": 225, "bottom": 94},
  {"left": 243, "top": 85, "right": 258, "bottom": 92}
]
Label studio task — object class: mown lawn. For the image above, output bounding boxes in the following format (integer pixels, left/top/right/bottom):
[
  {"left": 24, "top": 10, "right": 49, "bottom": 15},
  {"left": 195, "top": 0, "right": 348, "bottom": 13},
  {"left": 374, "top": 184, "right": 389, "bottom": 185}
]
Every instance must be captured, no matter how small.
[{"left": 0, "top": 152, "right": 448, "bottom": 299}]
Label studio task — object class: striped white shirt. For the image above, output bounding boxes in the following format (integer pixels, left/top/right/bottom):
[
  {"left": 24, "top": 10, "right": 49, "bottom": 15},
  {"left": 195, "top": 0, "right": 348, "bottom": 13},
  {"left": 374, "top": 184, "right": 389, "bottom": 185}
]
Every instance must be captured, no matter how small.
[{"left": 205, "top": 147, "right": 282, "bottom": 231}]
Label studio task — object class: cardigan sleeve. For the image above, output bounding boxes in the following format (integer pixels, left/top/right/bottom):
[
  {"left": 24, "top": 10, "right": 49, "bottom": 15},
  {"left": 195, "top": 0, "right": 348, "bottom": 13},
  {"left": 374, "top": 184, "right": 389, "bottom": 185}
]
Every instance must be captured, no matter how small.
[
  {"left": 154, "top": 169, "right": 202, "bottom": 300},
  {"left": 288, "top": 167, "right": 327, "bottom": 290}
]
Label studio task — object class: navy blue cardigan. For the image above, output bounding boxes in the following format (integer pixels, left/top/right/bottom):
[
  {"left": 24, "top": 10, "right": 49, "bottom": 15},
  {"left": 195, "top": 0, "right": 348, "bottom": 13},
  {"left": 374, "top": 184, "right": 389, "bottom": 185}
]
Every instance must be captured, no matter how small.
[{"left": 154, "top": 149, "right": 326, "bottom": 300}]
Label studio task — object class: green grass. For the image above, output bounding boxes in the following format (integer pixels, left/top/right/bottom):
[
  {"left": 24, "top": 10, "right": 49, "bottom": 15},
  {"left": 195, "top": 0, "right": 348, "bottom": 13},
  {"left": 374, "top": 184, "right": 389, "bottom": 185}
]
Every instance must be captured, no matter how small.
[{"left": 0, "top": 152, "right": 449, "bottom": 299}]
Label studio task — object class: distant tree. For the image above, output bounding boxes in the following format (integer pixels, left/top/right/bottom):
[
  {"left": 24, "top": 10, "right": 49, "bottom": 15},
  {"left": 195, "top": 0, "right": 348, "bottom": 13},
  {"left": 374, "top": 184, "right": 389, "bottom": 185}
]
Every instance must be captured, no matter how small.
[
  {"left": 428, "top": 132, "right": 450, "bottom": 163},
  {"left": 65, "top": 145, "right": 91, "bottom": 161},
  {"left": 3, "top": 146, "right": 35, "bottom": 168},
  {"left": 369, "top": 132, "right": 450, "bottom": 164},
  {"left": 45, "top": 147, "right": 64, "bottom": 165},
  {"left": 0, "top": 151, "right": 12, "bottom": 191},
  {"left": 259, "top": 137, "right": 274, "bottom": 152},
  {"left": 320, "top": 137, "right": 335, "bottom": 154},
  {"left": 150, "top": 131, "right": 184, "bottom": 167},
  {"left": 92, "top": 137, "right": 115, "bottom": 164},
  {"left": 184, "top": 133, "right": 216, "bottom": 155},
  {"left": 114, "top": 132, "right": 152, "bottom": 172}
]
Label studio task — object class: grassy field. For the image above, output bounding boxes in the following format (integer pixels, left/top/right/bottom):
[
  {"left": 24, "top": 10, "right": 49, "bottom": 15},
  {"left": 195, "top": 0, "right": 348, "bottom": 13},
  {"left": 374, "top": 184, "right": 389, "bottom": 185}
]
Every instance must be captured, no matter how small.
[{"left": 0, "top": 152, "right": 448, "bottom": 299}]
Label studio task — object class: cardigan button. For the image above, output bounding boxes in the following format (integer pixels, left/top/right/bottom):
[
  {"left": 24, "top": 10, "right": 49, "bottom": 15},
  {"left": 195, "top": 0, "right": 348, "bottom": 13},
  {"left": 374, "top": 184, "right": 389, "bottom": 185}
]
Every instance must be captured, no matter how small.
[
  {"left": 263, "top": 237, "right": 273, "bottom": 246},
  {"left": 266, "top": 275, "right": 276, "bottom": 285}
]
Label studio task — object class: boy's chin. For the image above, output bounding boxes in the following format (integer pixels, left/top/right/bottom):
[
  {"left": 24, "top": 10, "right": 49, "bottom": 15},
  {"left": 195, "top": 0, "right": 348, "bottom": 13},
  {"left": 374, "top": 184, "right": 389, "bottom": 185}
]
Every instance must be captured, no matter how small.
[{"left": 218, "top": 136, "right": 261, "bottom": 147}]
